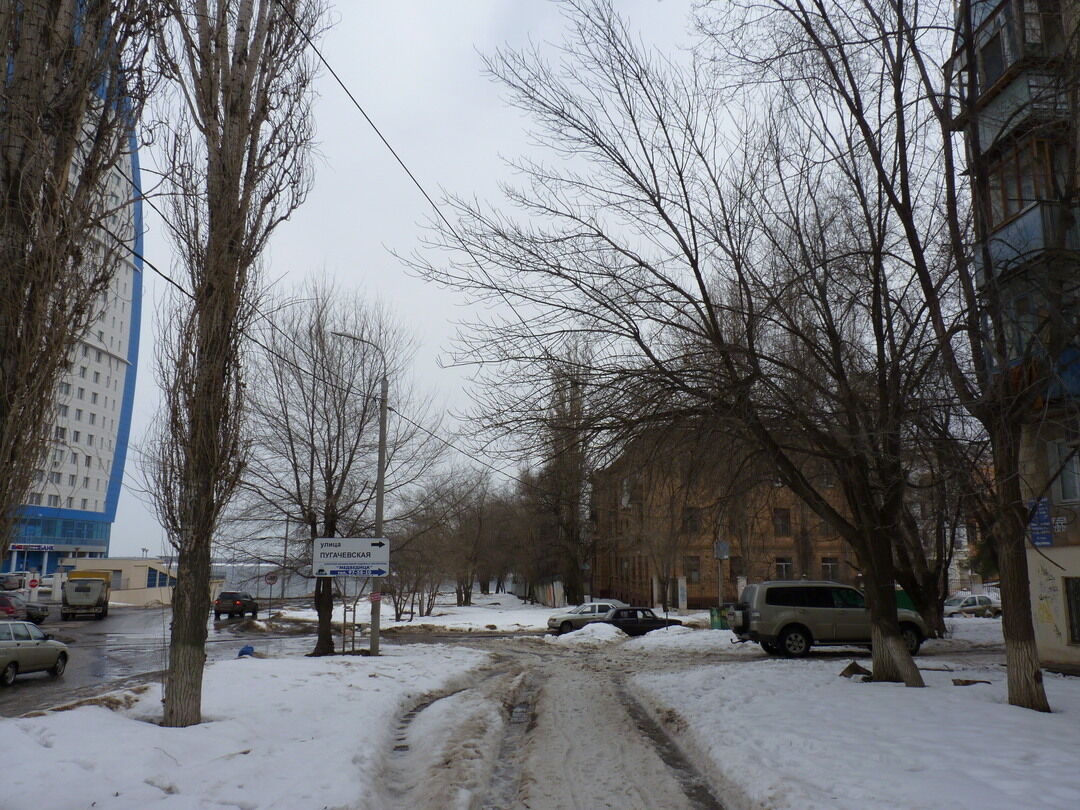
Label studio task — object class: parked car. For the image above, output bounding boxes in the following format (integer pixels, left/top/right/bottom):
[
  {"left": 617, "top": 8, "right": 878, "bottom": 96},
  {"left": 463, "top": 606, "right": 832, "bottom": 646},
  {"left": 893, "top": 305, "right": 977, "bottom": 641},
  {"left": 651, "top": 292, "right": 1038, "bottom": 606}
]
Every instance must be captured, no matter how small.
[
  {"left": 943, "top": 593, "right": 1002, "bottom": 618},
  {"left": 602, "top": 607, "right": 682, "bottom": 637},
  {"left": 0, "top": 593, "right": 48, "bottom": 624},
  {"left": 547, "top": 600, "right": 628, "bottom": 634},
  {"left": 25, "top": 601, "right": 49, "bottom": 625},
  {"left": 727, "top": 581, "right": 928, "bottom": 658},
  {"left": 214, "top": 591, "right": 259, "bottom": 620},
  {"left": 0, "top": 593, "right": 27, "bottom": 621},
  {"left": 0, "top": 620, "right": 68, "bottom": 686}
]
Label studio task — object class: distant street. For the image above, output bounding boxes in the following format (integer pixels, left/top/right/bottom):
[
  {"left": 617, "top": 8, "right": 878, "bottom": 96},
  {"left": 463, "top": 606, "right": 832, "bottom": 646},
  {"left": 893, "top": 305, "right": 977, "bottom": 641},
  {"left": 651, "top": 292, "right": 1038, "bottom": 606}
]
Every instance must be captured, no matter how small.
[{"left": 0, "top": 605, "right": 313, "bottom": 717}]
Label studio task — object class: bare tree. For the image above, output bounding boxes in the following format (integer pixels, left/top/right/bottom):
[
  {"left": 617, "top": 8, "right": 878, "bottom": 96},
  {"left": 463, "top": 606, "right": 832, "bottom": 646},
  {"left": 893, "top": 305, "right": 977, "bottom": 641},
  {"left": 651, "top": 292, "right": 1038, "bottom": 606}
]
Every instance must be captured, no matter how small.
[
  {"left": 698, "top": 0, "right": 1070, "bottom": 710},
  {"left": 414, "top": 0, "right": 939, "bottom": 685},
  {"left": 237, "top": 278, "right": 441, "bottom": 655},
  {"left": 147, "top": 0, "right": 326, "bottom": 727},
  {"left": 0, "top": 2, "right": 156, "bottom": 557}
]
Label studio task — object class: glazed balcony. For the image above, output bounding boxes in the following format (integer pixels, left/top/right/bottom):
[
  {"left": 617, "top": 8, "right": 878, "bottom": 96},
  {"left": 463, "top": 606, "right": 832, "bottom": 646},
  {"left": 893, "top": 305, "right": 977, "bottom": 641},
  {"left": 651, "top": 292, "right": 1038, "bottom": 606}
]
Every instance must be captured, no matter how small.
[{"left": 974, "top": 201, "right": 1080, "bottom": 285}]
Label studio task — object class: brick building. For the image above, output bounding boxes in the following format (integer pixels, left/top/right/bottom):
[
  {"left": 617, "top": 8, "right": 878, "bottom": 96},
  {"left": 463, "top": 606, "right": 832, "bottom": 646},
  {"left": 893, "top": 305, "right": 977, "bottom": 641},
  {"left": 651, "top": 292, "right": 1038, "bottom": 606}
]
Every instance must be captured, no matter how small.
[{"left": 589, "top": 429, "right": 858, "bottom": 609}]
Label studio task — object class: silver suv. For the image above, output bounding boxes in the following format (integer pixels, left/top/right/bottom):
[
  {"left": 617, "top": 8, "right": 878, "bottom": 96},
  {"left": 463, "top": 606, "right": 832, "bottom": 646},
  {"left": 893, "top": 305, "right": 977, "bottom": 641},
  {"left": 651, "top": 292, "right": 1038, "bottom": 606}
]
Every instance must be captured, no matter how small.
[{"left": 727, "top": 581, "right": 927, "bottom": 657}]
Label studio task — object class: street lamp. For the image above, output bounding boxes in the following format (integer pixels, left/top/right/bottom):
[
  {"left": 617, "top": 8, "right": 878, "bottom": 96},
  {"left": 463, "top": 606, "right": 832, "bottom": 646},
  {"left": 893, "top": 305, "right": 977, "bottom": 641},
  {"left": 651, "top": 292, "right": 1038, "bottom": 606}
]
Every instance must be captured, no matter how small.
[{"left": 331, "top": 330, "right": 388, "bottom": 656}]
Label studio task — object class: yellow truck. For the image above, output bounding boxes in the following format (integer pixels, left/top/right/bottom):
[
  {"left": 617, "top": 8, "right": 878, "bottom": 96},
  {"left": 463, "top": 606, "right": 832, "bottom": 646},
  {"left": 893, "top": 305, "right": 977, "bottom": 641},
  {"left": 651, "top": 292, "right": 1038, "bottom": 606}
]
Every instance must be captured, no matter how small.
[{"left": 61, "top": 570, "right": 112, "bottom": 620}]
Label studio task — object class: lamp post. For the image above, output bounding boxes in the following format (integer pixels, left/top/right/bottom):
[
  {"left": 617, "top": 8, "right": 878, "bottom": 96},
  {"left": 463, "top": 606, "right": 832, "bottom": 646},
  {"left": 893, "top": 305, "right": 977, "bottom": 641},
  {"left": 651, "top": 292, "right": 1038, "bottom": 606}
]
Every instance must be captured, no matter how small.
[{"left": 331, "top": 330, "right": 387, "bottom": 656}]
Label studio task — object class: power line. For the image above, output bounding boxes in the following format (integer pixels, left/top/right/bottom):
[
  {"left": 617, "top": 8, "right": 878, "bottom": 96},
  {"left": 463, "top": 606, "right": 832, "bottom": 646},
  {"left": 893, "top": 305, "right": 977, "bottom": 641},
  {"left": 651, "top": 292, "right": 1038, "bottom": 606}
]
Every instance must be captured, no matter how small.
[{"left": 269, "top": 0, "right": 555, "bottom": 364}]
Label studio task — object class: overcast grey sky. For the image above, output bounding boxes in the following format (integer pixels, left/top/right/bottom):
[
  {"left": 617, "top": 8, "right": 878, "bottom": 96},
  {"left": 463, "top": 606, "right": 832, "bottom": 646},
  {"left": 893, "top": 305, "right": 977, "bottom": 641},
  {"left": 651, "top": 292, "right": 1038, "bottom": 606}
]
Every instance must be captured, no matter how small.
[{"left": 111, "top": 0, "right": 696, "bottom": 557}]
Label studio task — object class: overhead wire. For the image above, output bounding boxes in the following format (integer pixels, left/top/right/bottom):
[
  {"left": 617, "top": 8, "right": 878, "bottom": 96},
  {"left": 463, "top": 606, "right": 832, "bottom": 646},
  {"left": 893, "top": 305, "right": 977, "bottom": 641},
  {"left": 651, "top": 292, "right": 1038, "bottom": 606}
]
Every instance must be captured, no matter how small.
[{"left": 101, "top": 3, "right": 580, "bottom": 500}]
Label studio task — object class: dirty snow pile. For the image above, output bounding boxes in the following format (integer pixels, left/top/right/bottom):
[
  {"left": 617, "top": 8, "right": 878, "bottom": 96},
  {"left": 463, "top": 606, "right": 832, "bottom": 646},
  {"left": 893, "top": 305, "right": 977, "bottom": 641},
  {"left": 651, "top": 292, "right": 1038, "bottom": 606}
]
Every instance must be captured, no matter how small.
[{"left": 544, "top": 621, "right": 627, "bottom": 646}]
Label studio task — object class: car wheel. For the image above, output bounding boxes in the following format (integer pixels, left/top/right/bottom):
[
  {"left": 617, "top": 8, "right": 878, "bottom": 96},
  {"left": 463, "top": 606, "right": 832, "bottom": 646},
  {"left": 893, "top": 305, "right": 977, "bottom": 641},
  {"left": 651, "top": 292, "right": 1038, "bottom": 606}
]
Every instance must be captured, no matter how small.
[
  {"left": 760, "top": 641, "right": 779, "bottom": 655},
  {"left": 779, "top": 627, "right": 811, "bottom": 658},
  {"left": 559, "top": 621, "right": 574, "bottom": 635},
  {"left": 900, "top": 624, "right": 922, "bottom": 656},
  {"left": 49, "top": 653, "right": 67, "bottom": 678},
  {"left": 1, "top": 662, "right": 17, "bottom": 687}
]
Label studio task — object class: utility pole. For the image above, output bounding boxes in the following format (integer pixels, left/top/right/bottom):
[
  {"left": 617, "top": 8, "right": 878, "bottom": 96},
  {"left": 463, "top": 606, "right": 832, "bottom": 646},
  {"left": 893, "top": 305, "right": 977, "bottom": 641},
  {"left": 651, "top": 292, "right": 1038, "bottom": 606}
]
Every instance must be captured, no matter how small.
[
  {"left": 331, "top": 331, "right": 389, "bottom": 657},
  {"left": 370, "top": 373, "right": 388, "bottom": 656}
]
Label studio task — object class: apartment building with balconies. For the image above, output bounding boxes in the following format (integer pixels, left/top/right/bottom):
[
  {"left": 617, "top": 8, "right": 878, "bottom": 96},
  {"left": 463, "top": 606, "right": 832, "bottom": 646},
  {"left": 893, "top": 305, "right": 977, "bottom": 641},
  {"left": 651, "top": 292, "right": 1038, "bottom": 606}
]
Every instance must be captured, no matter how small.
[{"left": 949, "top": 0, "right": 1080, "bottom": 672}]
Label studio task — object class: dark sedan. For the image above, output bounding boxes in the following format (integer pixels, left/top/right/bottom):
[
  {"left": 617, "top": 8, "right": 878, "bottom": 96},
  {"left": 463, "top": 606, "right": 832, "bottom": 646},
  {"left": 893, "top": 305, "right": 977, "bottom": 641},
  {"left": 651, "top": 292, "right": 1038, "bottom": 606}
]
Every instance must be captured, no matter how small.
[{"left": 603, "top": 607, "right": 682, "bottom": 636}]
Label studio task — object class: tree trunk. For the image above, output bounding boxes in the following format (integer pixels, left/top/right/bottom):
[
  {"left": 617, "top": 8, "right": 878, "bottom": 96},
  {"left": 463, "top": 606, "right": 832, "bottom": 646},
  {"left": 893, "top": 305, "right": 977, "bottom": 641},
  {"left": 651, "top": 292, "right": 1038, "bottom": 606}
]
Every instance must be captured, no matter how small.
[
  {"left": 163, "top": 540, "right": 211, "bottom": 726},
  {"left": 894, "top": 566, "right": 948, "bottom": 638},
  {"left": 998, "top": 518, "right": 1051, "bottom": 712},
  {"left": 992, "top": 426, "right": 1051, "bottom": 711},
  {"left": 864, "top": 543, "right": 925, "bottom": 687},
  {"left": 310, "top": 577, "right": 335, "bottom": 656}
]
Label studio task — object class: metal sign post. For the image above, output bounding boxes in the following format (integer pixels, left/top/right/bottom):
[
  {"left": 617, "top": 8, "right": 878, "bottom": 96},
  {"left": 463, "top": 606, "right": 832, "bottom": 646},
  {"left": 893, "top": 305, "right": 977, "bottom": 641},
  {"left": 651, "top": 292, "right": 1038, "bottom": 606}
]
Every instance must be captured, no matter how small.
[
  {"left": 714, "top": 540, "right": 730, "bottom": 608},
  {"left": 264, "top": 571, "right": 278, "bottom": 620},
  {"left": 314, "top": 537, "right": 391, "bottom": 655}
]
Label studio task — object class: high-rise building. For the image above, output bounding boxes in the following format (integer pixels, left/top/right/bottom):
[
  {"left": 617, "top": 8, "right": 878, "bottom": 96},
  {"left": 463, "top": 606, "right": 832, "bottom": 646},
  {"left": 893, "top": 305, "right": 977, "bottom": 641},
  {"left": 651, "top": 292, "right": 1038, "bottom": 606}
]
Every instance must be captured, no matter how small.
[
  {"left": 949, "top": 0, "right": 1080, "bottom": 672},
  {"left": 3, "top": 134, "right": 143, "bottom": 577}
]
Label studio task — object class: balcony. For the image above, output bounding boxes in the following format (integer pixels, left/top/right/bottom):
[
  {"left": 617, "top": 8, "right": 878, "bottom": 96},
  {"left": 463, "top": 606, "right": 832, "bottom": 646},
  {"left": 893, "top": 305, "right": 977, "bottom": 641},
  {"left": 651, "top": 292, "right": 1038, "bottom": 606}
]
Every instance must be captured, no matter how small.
[
  {"left": 976, "top": 71, "right": 1068, "bottom": 147},
  {"left": 974, "top": 201, "right": 1080, "bottom": 285}
]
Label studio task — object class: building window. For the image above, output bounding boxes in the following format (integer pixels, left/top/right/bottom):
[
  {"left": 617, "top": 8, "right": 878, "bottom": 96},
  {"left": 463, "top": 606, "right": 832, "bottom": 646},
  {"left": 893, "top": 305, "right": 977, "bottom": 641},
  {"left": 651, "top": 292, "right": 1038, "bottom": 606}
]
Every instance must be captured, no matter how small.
[
  {"left": 89, "top": 413, "right": 96, "bottom": 426},
  {"left": 58, "top": 382, "right": 70, "bottom": 395},
  {"left": 985, "top": 139, "right": 1065, "bottom": 228},
  {"left": 79, "top": 366, "right": 87, "bottom": 378},
  {"left": 683, "top": 556, "right": 701, "bottom": 585},
  {"left": 822, "top": 557, "right": 840, "bottom": 580},
  {"left": 1050, "top": 442, "right": 1080, "bottom": 503},
  {"left": 57, "top": 404, "right": 68, "bottom": 417},
  {"left": 1067, "top": 578, "right": 1080, "bottom": 644},
  {"left": 682, "top": 507, "right": 701, "bottom": 534},
  {"left": 84, "top": 455, "right": 91, "bottom": 468},
  {"left": 48, "top": 471, "right": 61, "bottom": 484},
  {"left": 77, "top": 387, "right": 85, "bottom": 400},
  {"left": 47, "top": 495, "right": 60, "bottom": 507},
  {"left": 28, "top": 493, "right": 42, "bottom": 505},
  {"left": 93, "top": 371, "right": 100, "bottom": 384},
  {"left": 66, "top": 497, "right": 73, "bottom": 508},
  {"left": 87, "top": 435, "right": 94, "bottom": 447},
  {"left": 72, "top": 431, "right": 80, "bottom": 443},
  {"left": 773, "top": 508, "right": 792, "bottom": 536},
  {"left": 54, "top": 426, "right": 66, "bottom": 441},
  {"left": 91, "top": 393, "right": 98, "bottom": 405},
  {"left": 70, "top": 452, "right": 78, "bottom": 464},
  {"left": 775, "top": 557, "right": 794, "bottom": 580},
  {"left": 979, "top": 31, "right": 1006, "bottom": 89},
  {"left": 81, "top": 499, "right": 88, "bottom": 509},
  {"left": 75, "top": 409, "right": 83, "bottom": 421}
]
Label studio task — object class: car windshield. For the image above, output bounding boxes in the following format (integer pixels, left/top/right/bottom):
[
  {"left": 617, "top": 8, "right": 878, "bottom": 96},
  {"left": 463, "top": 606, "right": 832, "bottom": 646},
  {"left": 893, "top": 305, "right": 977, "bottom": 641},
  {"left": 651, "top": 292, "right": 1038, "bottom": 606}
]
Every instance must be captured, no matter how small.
[{"left": 944, "top": 596, "right": 964, "bottom": 606}]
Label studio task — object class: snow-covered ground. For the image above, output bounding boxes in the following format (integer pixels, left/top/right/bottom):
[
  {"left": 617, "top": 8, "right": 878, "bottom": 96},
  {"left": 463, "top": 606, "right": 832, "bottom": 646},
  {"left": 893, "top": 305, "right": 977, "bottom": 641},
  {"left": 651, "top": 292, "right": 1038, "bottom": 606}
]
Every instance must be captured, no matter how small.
[
  {"left": 277, "top": 591, "right": 554, "bottom": 632},
  {"left": 4, "top": 596, "right": 1078, "bottom": 809},
  {"left": 630, "top": 619, "right": 1080, "bottom": 810}
]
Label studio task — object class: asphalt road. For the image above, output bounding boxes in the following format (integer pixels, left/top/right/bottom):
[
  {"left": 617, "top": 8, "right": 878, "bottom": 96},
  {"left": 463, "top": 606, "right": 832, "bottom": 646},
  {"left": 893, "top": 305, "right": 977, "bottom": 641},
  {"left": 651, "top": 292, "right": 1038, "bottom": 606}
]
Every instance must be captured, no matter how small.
[{"left": 0, "top": 604, "right": 314, "bottom": 717}]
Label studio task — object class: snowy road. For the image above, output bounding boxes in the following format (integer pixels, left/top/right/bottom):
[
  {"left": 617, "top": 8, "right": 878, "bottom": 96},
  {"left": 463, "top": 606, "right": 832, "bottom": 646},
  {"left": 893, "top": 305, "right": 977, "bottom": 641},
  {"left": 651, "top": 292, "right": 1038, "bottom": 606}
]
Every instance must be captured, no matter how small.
[{"left": 370, "top": 634, "right": 727, "bottom": 810}]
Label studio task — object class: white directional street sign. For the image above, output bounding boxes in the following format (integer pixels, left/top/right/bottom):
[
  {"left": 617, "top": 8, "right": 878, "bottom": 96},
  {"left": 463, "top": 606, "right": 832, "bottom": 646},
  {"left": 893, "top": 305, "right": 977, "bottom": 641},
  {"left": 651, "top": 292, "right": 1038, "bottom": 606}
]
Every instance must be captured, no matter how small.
[{"left": 313, "top": 537, "right": 390, "bottom": 577}]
